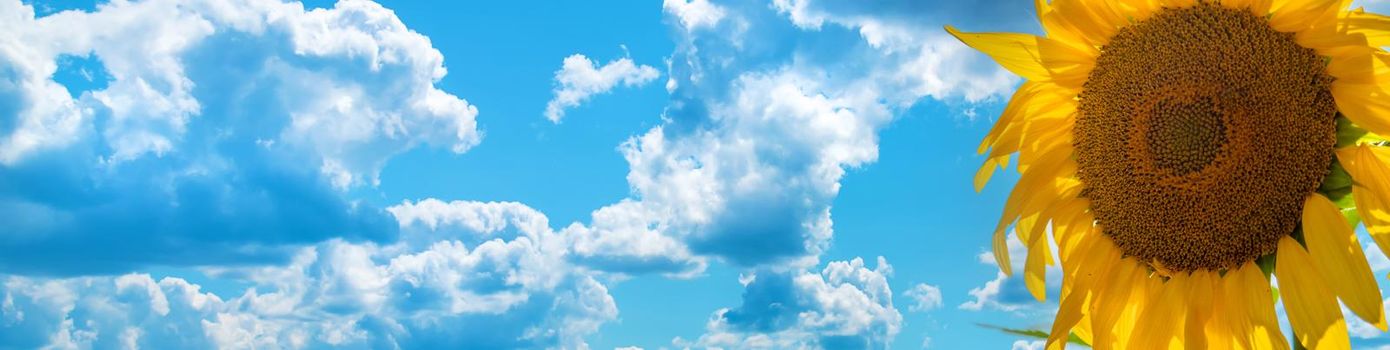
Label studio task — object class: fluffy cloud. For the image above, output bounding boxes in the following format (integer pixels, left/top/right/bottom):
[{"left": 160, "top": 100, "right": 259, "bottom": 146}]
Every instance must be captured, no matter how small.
[
  {"left": 564, "top": 0, "right": 1028, "bottom": 276},
  {"left": 591, "top": 70, "right": 886, "bottom": 271},
  {"left": 544, "top": 53, "right": 660, "bottom": 123},
  {"left": 3, "top": 0, "right": 1046, "bottom": 346},
  {"left": 663, "top": 0, "right": 726, "bottom": 31},
  {"left": 904, "top": 283, "right": 943, "bottom": 313},
  {"left": 769, "top": 0, "right": 1028, "bottom": 103},
  {"left": 1012, "top": 339, "right": 1045, "bottom": 350},
  {"left": 959, "top": 234, "right": 1060, "bottom": 313},
  {"left": 680, "top": 257, "right": 902, "bottom": 349},
  {"left": 0, "top": 199, "right": 617, "bottom": 349},
  {"left": 0, "top": 0, "right": 479, "bottom": 274}
]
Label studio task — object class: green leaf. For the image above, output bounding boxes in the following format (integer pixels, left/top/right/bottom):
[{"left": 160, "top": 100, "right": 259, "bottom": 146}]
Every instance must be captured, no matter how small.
[{"left": 976, "top": 323, "right": 1089, "bottom": 346}]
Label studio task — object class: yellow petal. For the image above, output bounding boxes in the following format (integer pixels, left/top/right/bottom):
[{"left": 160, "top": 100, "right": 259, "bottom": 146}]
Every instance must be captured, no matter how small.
[
  {"left": 1184, "top": 270, "right": 1217, "bottom": 350},
  {"left": 1114, "top": 270, "right": 1164, "bottom": 349},
  {"left": 1036, "top": 0, "right": 1093, "bottom": 53},
  {"left": 1354, "top": 184, "right": 1390, "bottom": 265},
  {"left": 1297, "top": 28, "right": 1371, "bottom": 59},
  {"left": 1129, "top": 273, "right": 1188, "bottom": 350},
  {"left": 1270, "top": 0, "right": 1346, "bottom": 32},
  {"left": 1013, "top": 124, "right": 1075, "bottom": 168},
  {"left": 1225, "top": 0, "right": 1275, "bottom": 15},
  {"left": 993, "top": 146, "right": 1074, "bottom": 239},
  {"left": 945, "top": 26, "right": 1050, "bottom": 81},
  {"left": 1049, "top": 199, "right": 1091, "bottom": 257},
  {"left": 1161, "top": 0, "right": 1197, "bottom": 8},
  {"left": 1327, "top": 49, "right": 1390, "bottom": 85},
  {"left": 1089, "top": 256, "right": 1141, "bottom": 350},
  {"left": 1276, "top": 235, "right": 1352, "bottom": 349},
  {"left": 1209, "top": 269, "right": 1243, "bottom": 350},
  {"left": 980, "top": 82, "right": 1047, "bottom": 154},
  {"left": 1049, "top": 0, "right": 1125, "bottom": 47},
  {"left": 1231, "top": 263, "right": 1290, "bottom": 350},
  {"left": 1047, "top": 234, "right": 1113, "bottom": 350},
  {"left": 1338, "top": 145, "right": 1390, "bottom": 256},
  {"left": 1115, "top": 0, "right": 1163, "bottom": 21},
  {"left": 1342, "top": 8, "right": 1390, "bottom": 48},
  {"left": 994, "top": 226, "right": 1012, "bottom": 276},
  {"left": 1303, "top": 193, "right": 1387, "bottom": 329},
  {"left": 1037, "top": 37, "right": 1097, "bottom": 89},
  {"left": 974, "top": 156, "right": 1003, "bottom": 192},
  {"left": 986, "top": 100, "right": 1076, "bottom": 164},
  {"left": 1026, "top": 218, "right": 1049, "bottom": 302},
  {"left": 1332, "top": 81, "right": 1390, "bottom": 138}
]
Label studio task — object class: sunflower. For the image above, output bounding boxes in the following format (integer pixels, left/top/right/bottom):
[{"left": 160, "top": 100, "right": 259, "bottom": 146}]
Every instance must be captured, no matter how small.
[{"left": 948, "top": 0, "right": 1390, "bottom": 348}]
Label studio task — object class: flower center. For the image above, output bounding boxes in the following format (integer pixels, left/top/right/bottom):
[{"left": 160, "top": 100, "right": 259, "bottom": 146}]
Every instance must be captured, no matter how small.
[
  {"left": 1146, "top": 96, "right": 1226, "bottom": 176},
  {"left": 1074, "top": 3, "right": 1338, "bottom": 271}
]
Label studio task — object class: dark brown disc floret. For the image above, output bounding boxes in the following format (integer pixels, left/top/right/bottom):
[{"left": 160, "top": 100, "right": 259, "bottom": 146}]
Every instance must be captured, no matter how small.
[{"left": 1075, "top": 2, "right": 1338, "bottom": 271}]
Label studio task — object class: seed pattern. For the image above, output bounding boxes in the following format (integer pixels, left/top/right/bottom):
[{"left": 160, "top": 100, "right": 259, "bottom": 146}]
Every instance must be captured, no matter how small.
[{"left": 1075, "top": 2, "right": 1337, "bottom": 271}]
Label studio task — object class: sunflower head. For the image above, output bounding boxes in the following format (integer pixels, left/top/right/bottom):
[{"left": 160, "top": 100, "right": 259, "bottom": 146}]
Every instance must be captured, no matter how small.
[
  {"left": 949, "top": 0, "right": 1390, "bottom": 348},
  {"left": 1076, "top": 2, "right": 1338, "bottom": 272}
]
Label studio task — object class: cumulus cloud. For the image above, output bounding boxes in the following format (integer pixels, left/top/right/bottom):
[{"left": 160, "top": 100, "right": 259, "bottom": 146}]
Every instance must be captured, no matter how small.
[
  {"left": 0, "top": 199, "right": 617, "bottom": 349},
  {"left": 959, "top": 234, "right": 1060, "bottom": 313},
  {"left": 904, "top": 283, "right": 943, "bottom": 313},
  {"left": 1012, "top": 339, "right": 1045, "bottom": 350},
  {"left": 3, "top": 0, "right": 1065, "bottom": 346},
  {"left": 592, "top": 70, "right": 886, "bottom": 270},
  {"left": 543, "top": 53, "right": 660, "bottom": 123},
  {"left": 663, "top": 0, "right": 726, "bottom": 31},
  {"left": 0, "top": 0, "right": 480, "bottom": 275},
  {"left": 563, "top": 0, "right": 1032, "bottom": 276},
  {"left": 679, "top": 257, "right": 902, "bottom": 349},
  {"left": 770, "top": 0, "right": 1028, "bottom": 103}
]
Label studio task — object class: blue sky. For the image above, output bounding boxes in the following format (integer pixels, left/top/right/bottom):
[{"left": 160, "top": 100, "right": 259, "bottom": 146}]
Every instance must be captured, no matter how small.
[{"left": 5, "top": 0, "right": 1390, "bottom": 349}]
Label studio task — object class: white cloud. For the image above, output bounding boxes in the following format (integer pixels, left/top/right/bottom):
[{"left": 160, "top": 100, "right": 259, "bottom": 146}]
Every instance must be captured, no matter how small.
[
  {"left": 561, "top": 55, "right": 903, "bottom": 273},
  {"left": 959, "top": 234, "right": 1060, "bottom": 313},
  {"left": 770, "top": 0, "right": 1020, "bottom": 103},
  {"left": 1, "top": 199, "right": 618, "bottom": 349},
  {"left": 562, "top": 200, "right": 707, "bottom": 276},
  {"left": 1367, "top": 242, "right": 1390, "bottom": 273},
  {"left": 1012, "top": 339, "right": 1045, "bottom": 350},
  {"left": 561, "top": 0, "right": 1028, "bottom": 277},
  {"left": 682, "top": 257, "right": 902, "bottom": 349},
  {"left": 388, "top": 198, "right": 553, "bottom": 245},
  {"left": 1348, "top": 300, "right": 1389, "bottom": 339},
  {"left": 0, "top": 0, "right": 481, "bottom": 274},
  {"left": 21, "top": 0, "right": 479, "bottom": 178},
  {"left": 904, "top": 283, "right": 944, "bottom": 312},
  {"left": 663, "top": 0, "right": 726, "bottom": 31},
  {"left": 544, "top": 53, "right": 660, "bottom": 123},
  {"left": 2, "top": 0, "right": 1074, "bottom": 347}
]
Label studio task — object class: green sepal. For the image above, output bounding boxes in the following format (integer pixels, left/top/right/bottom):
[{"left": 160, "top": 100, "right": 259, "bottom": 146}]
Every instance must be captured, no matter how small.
[
  {"left": 1320, "top": 161, "right": 1354, "bottom": 195},
  {"left": 1337, "top": 115, "right": 1390, "bottom": 148},
  {"left": 1257, "top": 254, "right": 1276, "bottom": 277},
  {"left": 1342, "top": 206, "right": 1363, "bottom": 231}
]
